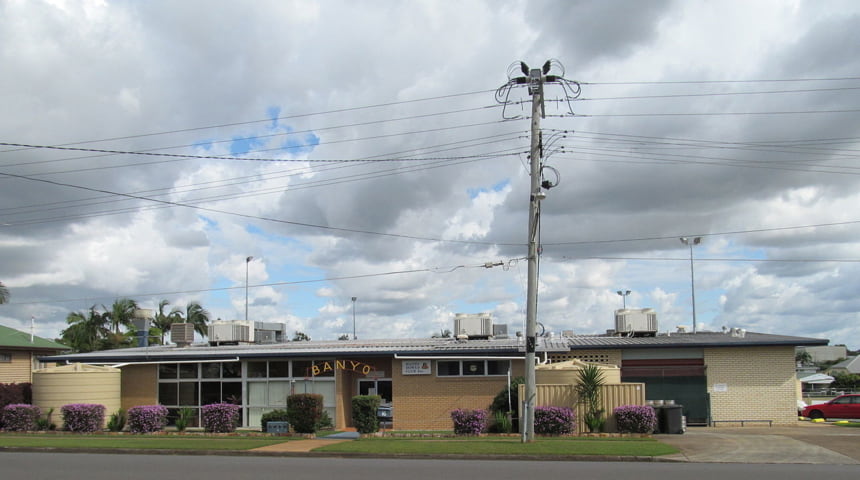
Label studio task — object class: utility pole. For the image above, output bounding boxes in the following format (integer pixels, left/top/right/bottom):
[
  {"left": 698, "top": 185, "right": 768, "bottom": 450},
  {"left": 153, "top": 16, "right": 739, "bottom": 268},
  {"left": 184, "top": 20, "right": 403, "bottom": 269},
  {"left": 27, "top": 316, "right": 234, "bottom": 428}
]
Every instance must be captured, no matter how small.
[
  {"left": 523, "top": 65, "right": 544, "bottom": 444},
  {"left": 497, "top": 60, "right": 580, "bottom": 443}
]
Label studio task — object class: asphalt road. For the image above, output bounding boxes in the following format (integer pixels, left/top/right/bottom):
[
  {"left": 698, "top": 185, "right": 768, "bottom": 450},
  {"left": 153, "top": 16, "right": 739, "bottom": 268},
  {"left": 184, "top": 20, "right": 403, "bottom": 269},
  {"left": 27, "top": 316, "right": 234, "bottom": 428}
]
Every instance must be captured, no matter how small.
[{"left": 1, "top": 452, "right": 858, "bottom": 480}]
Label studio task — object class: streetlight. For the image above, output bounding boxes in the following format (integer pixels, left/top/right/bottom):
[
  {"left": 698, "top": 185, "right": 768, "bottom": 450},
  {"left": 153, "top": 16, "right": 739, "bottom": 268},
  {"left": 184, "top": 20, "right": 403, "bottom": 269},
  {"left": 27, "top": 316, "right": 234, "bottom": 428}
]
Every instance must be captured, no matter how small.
[
  {"left": 616, "top": 290, "right": 631, "bottom": 309},
  {"left": 245, "top": 256, "right": 253, "bottom": 322},
  {"left": 351, "top": 297, "right": 357, "bottom": 340},
  {"left": 679, "top": 237, "right": 702, "bottom": 333}
]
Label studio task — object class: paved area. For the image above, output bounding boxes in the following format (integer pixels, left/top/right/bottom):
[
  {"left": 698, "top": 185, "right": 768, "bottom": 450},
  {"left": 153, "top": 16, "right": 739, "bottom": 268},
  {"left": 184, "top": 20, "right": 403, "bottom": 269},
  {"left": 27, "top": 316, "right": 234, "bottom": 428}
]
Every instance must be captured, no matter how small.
[
  {"left": 656, "top": 422, "right": 860, "bottom": 464},
  {"left": 253, "top": 422, "right": 860, "bottom": 464},
  {"left": 251, "top": 438, "right": 354, "bottom": 453}
]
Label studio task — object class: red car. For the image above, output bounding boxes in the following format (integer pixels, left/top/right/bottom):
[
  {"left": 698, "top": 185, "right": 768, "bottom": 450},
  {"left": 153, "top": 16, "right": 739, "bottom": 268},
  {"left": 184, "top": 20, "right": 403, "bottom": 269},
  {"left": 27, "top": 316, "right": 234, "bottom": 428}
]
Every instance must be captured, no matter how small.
[{"left": 802, "top": 394, "right": 860, "bottom": 420}]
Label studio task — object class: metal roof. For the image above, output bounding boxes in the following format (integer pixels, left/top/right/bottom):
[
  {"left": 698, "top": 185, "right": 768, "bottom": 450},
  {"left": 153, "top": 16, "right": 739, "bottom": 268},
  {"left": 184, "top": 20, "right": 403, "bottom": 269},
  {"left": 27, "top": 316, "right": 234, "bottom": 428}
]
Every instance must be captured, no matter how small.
[
  {"left": 42, "top": 330, "right": 828, "bottom": 364},
  {"left": 0, "top": 324, "right": 70, "bottom": 351}
]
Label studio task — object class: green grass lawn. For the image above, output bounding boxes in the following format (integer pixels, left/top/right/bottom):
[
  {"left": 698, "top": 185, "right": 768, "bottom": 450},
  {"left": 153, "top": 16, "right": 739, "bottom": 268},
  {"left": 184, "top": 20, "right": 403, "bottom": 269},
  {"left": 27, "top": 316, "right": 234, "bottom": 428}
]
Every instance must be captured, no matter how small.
[
  {"left": 0, "top": 433, "right": 289, "bottom": 451},
  {"left": 315, "top": 436, "right": 679, "bottom": 457}
]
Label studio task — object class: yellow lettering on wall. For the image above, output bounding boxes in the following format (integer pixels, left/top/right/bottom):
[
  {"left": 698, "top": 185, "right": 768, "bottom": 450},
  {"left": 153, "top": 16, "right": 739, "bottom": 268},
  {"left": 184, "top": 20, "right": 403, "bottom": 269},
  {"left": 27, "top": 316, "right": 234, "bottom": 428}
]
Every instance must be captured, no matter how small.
[
  {"left": 336, "top": 360, "right": 346, "bottom": 370},
  {"left": 311, "top": 365, "right": 321, "bottom": 376},
  {"left": 322, "top": 362, "right": 333, "bottom": 372}
]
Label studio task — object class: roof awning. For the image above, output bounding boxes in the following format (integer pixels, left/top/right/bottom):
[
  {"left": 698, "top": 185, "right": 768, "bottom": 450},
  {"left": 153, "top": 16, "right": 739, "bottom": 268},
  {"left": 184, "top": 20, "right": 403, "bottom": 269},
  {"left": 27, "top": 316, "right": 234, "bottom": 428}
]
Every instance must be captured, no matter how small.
[{"left": 799, "top": 373, "right": 834, "bottom": 384}]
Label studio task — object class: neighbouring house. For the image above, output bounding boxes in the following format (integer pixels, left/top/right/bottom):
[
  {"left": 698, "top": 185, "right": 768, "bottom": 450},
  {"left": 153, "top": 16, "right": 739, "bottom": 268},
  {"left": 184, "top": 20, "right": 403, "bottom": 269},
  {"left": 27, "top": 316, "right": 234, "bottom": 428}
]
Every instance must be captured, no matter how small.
[
  {"left": 42, "top": 323, "right": 827, "bottom": 430},
  {"left": 828, "top": 356, "right": 860, "bottom": 376},
  {"left": 797, "top": 345, "right": 849, "bottom": 364},
  {"left": 0, "top": 324, "right": 70, "bottom": 383}
]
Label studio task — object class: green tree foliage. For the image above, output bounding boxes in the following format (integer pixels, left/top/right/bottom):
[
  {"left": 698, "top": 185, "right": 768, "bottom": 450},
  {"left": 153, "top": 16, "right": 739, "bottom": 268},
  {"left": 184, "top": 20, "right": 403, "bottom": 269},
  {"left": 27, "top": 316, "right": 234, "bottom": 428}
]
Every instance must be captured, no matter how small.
[
  {"left": 576, "top": 363, "right": 606, "bottom": 433},
  {"left": 831, "top": 372, "right": 860, "bottom": 390},
  {"left": 61, "top": 305, "right": 110, "bottom": 353},
  {"left": 183, "top": 301, "right": 210, "bottom": 337},
  {"left": 152, "top": 299, "right": 183, "bottom": 344},
  {"left": 292, "top": 331, "right": 311, "bottom": 342}
]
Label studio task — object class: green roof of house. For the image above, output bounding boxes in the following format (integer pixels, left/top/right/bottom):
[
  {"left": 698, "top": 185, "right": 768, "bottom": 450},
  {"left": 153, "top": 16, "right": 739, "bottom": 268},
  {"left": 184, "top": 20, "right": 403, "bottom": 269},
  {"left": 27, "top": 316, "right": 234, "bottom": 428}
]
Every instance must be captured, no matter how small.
[{"left": 0, "top": 324, "right": 69, "bottom": 351}]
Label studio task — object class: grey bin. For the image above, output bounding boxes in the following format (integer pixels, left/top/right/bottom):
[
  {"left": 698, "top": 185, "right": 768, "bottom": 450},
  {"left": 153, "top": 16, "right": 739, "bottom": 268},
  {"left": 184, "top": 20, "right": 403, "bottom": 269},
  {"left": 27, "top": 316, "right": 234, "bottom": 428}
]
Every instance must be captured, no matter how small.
[
  {"left": 657, "top": 405, "right": 684, "bottom": 434},
  {"left": 267, "top": 421, "right": 290, "bottom": 434}
]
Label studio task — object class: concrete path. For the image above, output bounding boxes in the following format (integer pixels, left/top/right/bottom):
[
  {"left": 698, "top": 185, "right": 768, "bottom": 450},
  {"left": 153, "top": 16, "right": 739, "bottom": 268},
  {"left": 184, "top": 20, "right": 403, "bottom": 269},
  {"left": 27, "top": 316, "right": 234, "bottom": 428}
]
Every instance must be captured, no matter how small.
[
  {"left": 251, "top": 437, "right": 353, "bottom": 453},
  {"left": 656, "top": 423, "right": 860, "bottom": 464}
]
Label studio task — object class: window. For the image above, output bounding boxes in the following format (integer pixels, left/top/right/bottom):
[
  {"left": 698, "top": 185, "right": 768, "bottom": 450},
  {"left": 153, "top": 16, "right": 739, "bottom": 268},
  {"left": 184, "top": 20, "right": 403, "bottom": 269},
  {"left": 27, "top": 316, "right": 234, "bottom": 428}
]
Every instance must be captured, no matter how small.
[
  {"left": 437, "top": 360, "right": 510, "bottom": 377},
  {"left": 0, "top": 352, "right": 12, "bottom": 363}
]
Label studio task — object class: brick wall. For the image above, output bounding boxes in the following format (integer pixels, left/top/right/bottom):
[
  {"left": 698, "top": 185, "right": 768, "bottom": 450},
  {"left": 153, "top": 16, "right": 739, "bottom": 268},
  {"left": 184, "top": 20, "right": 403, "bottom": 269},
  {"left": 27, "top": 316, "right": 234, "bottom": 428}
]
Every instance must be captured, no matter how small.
[
  {"left": 120, "top": 364, "right": 158, "bottom": 410},
  {"left": 705, "top": 346, "right": 797, "bottom": 425},
  {"left": 392, "top": 359, "right": 524, "bottom": 430}
]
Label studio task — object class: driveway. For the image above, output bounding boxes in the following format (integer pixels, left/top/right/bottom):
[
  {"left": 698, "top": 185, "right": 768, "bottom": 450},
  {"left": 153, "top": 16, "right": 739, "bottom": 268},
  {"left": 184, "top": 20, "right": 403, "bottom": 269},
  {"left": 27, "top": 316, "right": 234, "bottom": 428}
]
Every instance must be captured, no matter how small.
[{"left": 656, "top": 422, "right": 860, "bottom": 464}]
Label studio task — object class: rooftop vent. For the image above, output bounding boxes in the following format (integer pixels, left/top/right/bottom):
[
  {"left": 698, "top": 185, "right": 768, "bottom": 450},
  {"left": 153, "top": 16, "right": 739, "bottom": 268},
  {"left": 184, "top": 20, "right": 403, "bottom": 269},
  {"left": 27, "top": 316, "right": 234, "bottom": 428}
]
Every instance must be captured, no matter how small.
[{"left": 171, "top": 323, "right": 195, "bottom": 347}]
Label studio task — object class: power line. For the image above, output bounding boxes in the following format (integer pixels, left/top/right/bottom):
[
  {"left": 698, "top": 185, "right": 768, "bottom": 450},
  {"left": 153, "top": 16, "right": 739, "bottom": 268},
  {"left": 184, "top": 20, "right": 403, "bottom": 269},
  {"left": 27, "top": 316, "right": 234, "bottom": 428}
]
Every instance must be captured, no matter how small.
[{"left": 8, "top": 259, "right": 513, "bottom": 306}]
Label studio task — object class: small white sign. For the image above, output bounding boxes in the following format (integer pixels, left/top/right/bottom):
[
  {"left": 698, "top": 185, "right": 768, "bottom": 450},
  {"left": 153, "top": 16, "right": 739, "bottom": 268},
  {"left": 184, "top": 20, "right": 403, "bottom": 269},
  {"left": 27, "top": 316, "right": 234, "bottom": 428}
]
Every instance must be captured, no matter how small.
[
  {"left": 402, "top": 360, "right": 432, "bottom": 375},
  {"left": 713, "top": 383, "right": 728, "bottom": 392}
]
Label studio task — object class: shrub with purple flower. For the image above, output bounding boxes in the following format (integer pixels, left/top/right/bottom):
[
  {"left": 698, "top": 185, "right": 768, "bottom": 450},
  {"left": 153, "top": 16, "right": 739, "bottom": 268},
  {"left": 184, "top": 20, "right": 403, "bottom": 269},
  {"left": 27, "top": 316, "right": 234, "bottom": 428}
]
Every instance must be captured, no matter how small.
[
  {"left": 61, "top": 403, "right": 105, "bottom": 433},
  {"left": 1, "top": 404, "right": 40, "bottom": 431},
  {"left": 450, "top": 408, "right": 487, "bottom": 435},
  {"left": 614, "top": 405, "right": 657, "bottom": 433},
  {"left": 127, "top": 405, "right": 169, "bottom": 434},
  {"left": 201, "top": 403, "right": 240, "bottom": 433},
  {"left": 534, "top": 406, "right": 575, "bottom": 435}
]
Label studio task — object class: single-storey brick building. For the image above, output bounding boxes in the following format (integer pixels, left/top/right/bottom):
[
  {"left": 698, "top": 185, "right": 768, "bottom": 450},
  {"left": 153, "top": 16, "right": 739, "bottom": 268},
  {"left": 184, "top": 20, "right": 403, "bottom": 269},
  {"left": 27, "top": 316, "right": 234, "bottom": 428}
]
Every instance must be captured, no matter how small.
[{"left": 42, "top": 328, "right": 826, "bottom": 430}]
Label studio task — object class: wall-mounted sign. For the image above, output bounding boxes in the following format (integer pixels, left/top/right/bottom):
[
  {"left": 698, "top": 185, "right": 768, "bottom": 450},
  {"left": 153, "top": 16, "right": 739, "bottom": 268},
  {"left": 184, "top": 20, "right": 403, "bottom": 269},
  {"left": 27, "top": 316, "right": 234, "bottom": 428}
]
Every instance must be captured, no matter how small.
[
  {"left": 713, "top": 383, "right": 728, "bottom": 392},
  {"left": 402, "top": 360, "right": 432, "bottom": 375},
  {"left": 310, "top": 360, "right": 375, "bottom": 376}
]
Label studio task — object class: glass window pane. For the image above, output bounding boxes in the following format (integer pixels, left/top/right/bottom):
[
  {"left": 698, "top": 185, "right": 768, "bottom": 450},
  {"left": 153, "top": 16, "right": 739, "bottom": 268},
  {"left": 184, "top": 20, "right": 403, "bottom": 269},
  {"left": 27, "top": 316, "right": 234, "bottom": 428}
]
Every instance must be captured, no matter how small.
[
  {"left": 269, "top": 361, "right": 289, "bottom": 378},
  {"left": 437, "top": 361, "right": 460, "bottom": 376},
  {"left": 158, "top": 364, "right": 177, "bottom": 379},
  {"left": 201, "top": 363, "right": 221, "bottom": 379},
  {"left": 268, "top": 382, "right": 291, "bottom": 406},
  {"left": 222, "top": 382, "right": 242, "bottom": 404},
  {"left": 463, "top": 360, "right": 485, "bottom": 376},
  {"left": 178, "top": 382, "right": 198, "bottom": 406},
  {"left": 248, "top": 382, "right": 267, "bottom": 405},
  {"left": 201, "top": 382, "right": 221, "bottom": 405},
  {"left": 158, "top": 383, "right": 178, "bottom": 405},
  {"left": 222, "top": 362, "right": 241, "bottom": 378},
  {"left": 292, "top": 361, "right": 313, "bottom": 378},
  {"left": 311, "top": 381, "right": 336, "bottom": 407},
  {"left": 179, "top": 363, "right": 198, "bottom": 379},
  {"left": 487, "top": 360, "right": 509, "bottom": 376},
  {"left": 247, "top": 361, "right": 267, "bottom": 378}
]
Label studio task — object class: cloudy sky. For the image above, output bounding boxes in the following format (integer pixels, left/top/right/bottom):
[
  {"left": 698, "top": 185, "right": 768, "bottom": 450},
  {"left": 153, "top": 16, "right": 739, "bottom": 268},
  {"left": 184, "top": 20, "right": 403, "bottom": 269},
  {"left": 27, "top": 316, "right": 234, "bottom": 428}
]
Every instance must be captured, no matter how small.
[{"left": 2, "top": 0, "right": 859, "bottom": 350}]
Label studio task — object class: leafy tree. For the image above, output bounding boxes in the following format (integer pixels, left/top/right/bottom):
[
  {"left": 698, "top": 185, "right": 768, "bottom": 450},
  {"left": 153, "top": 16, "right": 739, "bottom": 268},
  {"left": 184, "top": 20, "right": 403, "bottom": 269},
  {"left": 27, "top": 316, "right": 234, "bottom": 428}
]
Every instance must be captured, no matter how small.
[
  {"left": 183, "top": 301, "right": 210, "bottom": 338},
  {"left": 795, "top": 350, "right": 813, "bottom": 365},
  {"left": 432, "top": 329, "right": 452, "bottom": 338},
  {"left": 106, "top": 298, "right": 138, "bottom": 335},
  {"left": 338, "top": 334, "right": 349, "bottom": 341},
  {"left": 152, "top": 299, "right": 183, "bottom": 344},
  {"left": 0, "top": 281, "right": 9, "bottom": 304},
  {"left": 292, "top": 331, "right": 311, "bottom": 342},
  {"left": 576, "top": 363, "right": 606, "bottom": 433},
  {"left": 831, "top": 372, "right": 860, "bottom": 390},
  {"left": 61, "top": 305, "right": 110, "bottom": 353}
]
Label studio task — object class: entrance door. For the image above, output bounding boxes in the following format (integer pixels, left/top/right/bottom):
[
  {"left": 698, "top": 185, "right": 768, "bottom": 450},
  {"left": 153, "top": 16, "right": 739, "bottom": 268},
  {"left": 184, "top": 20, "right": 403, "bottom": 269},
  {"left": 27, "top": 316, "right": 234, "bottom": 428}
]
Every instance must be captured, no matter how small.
[{"left": 358, "top": 379, "right": 392, "bottom": 403}]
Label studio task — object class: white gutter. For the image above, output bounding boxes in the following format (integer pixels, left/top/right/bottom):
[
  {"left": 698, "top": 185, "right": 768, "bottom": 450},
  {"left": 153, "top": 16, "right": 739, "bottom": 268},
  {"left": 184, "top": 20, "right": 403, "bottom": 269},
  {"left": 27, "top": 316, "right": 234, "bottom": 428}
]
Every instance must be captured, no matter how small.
[{"left": 77, "top": 357, "right": 240, "bottom": 368}]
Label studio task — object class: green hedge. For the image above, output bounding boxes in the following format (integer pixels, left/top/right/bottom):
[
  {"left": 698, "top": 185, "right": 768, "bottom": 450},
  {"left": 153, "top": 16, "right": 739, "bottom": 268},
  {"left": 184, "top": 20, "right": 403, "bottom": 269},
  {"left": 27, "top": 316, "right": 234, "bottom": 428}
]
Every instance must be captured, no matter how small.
[
  {"left": 287, "top": 394, "right": 323, "bottom": 434},
  {"left": 351, "top": 395, "right": 381, "bottom": 434}
]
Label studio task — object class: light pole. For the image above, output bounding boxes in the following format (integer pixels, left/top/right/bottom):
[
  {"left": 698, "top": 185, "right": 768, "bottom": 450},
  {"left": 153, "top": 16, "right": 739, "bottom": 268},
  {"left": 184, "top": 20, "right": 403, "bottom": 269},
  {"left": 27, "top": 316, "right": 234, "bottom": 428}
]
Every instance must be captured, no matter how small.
[
  {"left": 616, "top": 290, "right": 631, "bottom": 309},
  {"left": 679, "top": 237, "right": 702, "bottom": 333},
  {"left": 351, "top": 297, "right": 357, "bottom": 340},
  {"left": 245, "top": 256, "right": 253, "bottom": 322}
]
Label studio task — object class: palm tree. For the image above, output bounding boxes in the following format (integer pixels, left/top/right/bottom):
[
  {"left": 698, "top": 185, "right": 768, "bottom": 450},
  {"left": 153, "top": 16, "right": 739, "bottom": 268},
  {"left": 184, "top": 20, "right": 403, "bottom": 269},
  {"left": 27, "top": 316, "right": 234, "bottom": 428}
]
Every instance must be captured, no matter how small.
[
  {"left": 106, "top": 298, "right": 138, "bottom": 334},
  {"left": 152, "top": 299, "right": 183, "bottom": 344},
  {"left": 184, "top": 301, "right": 210, "bottom": 338},
  {"left": 61, "top": 305, "right": 110, "bottom": 353},
  {"left": 0, "top": 281, "right": 9, "bottom": 304}
]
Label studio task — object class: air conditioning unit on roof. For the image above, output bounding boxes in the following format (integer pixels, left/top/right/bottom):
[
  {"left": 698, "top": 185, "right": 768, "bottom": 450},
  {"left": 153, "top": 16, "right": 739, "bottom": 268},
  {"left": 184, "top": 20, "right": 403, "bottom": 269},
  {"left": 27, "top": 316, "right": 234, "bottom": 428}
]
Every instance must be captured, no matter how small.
[
  {"left": 171, "top": 323, "right": 195, "bottom": 347},
  {"left": 454, "top": 313, "right": 493, "bottom": 339}
]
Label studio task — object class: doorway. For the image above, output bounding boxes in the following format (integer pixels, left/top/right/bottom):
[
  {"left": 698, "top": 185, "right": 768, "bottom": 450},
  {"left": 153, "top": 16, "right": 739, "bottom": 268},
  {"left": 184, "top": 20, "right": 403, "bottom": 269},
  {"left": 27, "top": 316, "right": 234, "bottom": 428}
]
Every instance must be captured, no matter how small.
[{"left": 358, "top": 379, "right": 392, "bottom": 403}]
